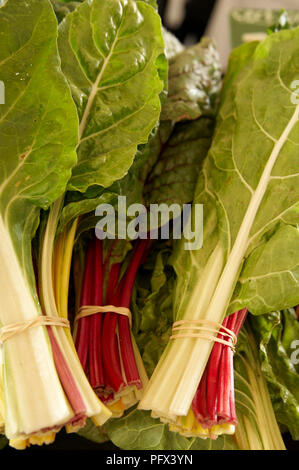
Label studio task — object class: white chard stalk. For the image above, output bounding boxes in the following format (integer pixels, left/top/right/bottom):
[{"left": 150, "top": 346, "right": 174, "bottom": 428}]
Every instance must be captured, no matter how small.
[
  {"left": 0, "top": 215, "right": 73, "bottom": 439},
  {"left": 234, "top": 327, "right": 285, "bottom": 450},
  {"left": 40, "top": 200, "right": 111, "bottom": 426}
]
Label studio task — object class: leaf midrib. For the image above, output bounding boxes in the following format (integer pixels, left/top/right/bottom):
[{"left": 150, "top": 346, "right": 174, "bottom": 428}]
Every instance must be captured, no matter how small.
[
  {"left": 78, "top": 13, "right": 124, "bottom": 140},
  {"left": 206, "top": 100, "right": 299, "bottom": 317}
]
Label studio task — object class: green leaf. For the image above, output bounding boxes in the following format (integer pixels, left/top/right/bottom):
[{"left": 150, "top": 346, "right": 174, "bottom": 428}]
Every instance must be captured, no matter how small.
[
  {"left": 58, "top": 0, "right": 166, "bottom": 192},
  {"left": 77, "top": 418, "right": 109, "bottom": 444},
  {"left": 250, "top": 309, "right": 299, "bottom": 440},
  {"left": 229, "top": 225, "right": 299, "bottom": 314},
  {"left": 58, "top": 190, "right": 118, "bottom": 233},
  {"left": 143, "top": 117, "right": 215, "bottom": 206},
  {"left": 0, "top": 0, "right": 78, "bottom": 277},
  {"left": 161, "top": 38, "right": 221, "bottom": 123},
  {"left": 139, "top": 0, "right": 157, "bottom": 8},
  {"left": 106, "top": 408, "right": 238, "bottom": 450}
]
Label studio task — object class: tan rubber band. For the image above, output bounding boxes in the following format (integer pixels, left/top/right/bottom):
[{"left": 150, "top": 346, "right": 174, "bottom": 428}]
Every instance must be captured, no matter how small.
[
  {"left": 170, "top": 319, "right": 237, "bottom": 351},
  {"left": 75, "top": 305, "right": 132, "bottom": 327},
  {"left": 0, "top": 316, "right": 70, "bottom": 343}
]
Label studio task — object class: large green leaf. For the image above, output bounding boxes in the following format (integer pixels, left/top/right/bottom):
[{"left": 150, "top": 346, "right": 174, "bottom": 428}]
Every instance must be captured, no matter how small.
[
  {"left": 58, "top": 0, "right": 166, "bottom": 192},
  {"left": 0, "top": 0, "right": 78, "bottom": 277},
  {"left": 172, "top": 29, "right": 299, "bottom": 321},
  {"left": 59, "top": 27, "right": 221, "bottom": 228},
  {"left": 250, "top": 309, "right": 299, "bottom": 440},
  {"left": 106, "top": 408, "right": 238, "bottom": 450}
]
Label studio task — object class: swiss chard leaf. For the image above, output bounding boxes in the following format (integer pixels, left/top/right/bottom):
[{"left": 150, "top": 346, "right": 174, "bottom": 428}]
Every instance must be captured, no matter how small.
[
  {"left": 77, "top": 418, "right": 109, "bottom": 444},
  {"left": 172, "top": 29, "right": 299, "bottom": 321},
  {"left": 58, "top": 0, "right": 166, "bottom": 192},
  {"left": 229, "top": 224, "right": 299, "bottom": 314},
  {"left": 113, "top": 38, "right": 221, "bottom": 211},
  {"left": 143, "top": 117, "right": 215, "bottom": 206},
  {"left": 161, "top": 38, "right": 221, "bottom": 123},
  {"left": 60, "top": 27, "right": 221, "bottom": 229},
  {"left": 106, "top": 408, "right": 238, "bottom": 450}
]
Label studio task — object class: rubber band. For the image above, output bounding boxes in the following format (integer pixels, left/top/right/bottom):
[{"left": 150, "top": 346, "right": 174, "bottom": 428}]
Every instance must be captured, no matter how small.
[
  {"left": 170, "top": 319, "right": 237, "bottom": 351},
  {"left": 0, "top": 316, "right": 70, "bottom": 344},
  {"left": 75, "top": 305, "right": 132, "bottom": 327}
]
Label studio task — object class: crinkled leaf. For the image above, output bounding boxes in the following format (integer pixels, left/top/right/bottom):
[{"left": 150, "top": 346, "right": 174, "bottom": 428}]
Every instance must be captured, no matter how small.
[
  {"left": 161, "top": 38, "right": 221, "bottom": 123},
  {"left": 106, "top": 408, "right": 238, "bottom": 450},
  {"left": 250, "top": 309, "right": 299, "bottom": 440},
  {"left": 58, "top": 0, "right": 166, "bottom": 192},
  {"left": 143, "top": 117, "right": 215, "bottom": 206},
  {"left": 0, "top": 0, "right": 78, "bottom": 284},
  {"left": 114, "top": 115, "right": 215, "bottom": 212}
]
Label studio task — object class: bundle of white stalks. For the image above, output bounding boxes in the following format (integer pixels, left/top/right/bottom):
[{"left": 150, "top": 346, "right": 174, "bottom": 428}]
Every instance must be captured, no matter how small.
[
  {"left": 0, "top": 204, "right": 111, "bottom": 449},
  {"left": 139, "top": 243, "right": 225, "bottom": 421}
]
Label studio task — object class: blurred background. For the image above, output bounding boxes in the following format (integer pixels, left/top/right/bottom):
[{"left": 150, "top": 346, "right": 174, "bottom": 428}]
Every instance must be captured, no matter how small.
[{"left": 158, "top": 0, "right": 299, "bottom": 68}]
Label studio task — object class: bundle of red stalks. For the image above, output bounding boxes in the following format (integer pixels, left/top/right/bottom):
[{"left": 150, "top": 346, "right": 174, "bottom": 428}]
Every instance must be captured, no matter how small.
[
  {"left": 74, "top": 237, "right": 150, "bottom": 416},
  {"left": 192, "top": 308, "right": 248, "bottom": 436}
]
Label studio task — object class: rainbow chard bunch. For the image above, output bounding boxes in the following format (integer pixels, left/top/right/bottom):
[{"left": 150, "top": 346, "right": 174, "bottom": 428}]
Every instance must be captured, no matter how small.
[
  {"left": 1, "top": 0, "right": 298, "bottom": 453},
  {"left": 138, "top": 26, "right": 299, "bottom": 443}
]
